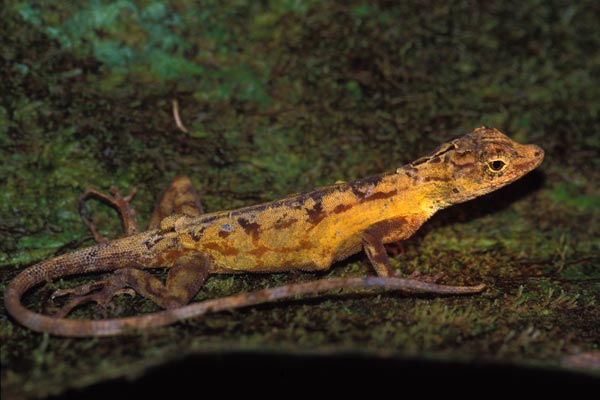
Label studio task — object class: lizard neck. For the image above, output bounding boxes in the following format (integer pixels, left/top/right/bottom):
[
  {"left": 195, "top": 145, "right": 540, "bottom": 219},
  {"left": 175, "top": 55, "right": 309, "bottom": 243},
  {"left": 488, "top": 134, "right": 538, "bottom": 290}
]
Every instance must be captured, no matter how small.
[
  {"left": 327, "top": 168, "right": 451, "bottom": 234},
  {"left": 387, "top": 163, "right": 455, "bottom": 213}
]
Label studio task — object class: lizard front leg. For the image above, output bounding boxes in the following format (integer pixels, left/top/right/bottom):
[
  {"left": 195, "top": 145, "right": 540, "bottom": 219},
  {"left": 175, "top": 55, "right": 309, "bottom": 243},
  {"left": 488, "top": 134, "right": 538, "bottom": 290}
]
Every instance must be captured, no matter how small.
[{"left": 362, "top": 216, "right": 446, "bottom": 283}]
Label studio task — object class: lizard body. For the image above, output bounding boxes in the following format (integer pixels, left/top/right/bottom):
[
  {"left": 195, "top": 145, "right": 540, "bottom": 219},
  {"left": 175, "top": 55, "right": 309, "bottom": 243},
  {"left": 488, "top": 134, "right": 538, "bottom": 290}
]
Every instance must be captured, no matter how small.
[{"left": 5, "top": 127, "right": 543, "bottom": 336}]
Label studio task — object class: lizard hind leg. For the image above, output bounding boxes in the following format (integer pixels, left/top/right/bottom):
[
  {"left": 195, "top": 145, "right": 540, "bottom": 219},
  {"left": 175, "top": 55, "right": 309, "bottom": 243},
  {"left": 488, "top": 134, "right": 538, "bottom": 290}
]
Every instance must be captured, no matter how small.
[
  {"left": 51, "top": 253, "right": 211, "bottom": 317},
  {"left": 147, "top": 176, "right": 204, "bottom": 229},
  {"left": 79, "top": 186, "right": 141, "bottom": 242},
  {"left": 78, "top": 176, "right": 203, "bottom": 242}
]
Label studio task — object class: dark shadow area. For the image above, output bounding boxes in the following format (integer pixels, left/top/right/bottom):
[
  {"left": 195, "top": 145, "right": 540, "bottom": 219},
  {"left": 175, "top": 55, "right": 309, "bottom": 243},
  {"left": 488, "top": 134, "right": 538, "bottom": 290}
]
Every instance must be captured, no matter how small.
[
  {"left": 430, "top": 169, "right": 546, "bottom": 228},
  {"left": 51, "top": 352, "right": 598, "bottom": 399}
]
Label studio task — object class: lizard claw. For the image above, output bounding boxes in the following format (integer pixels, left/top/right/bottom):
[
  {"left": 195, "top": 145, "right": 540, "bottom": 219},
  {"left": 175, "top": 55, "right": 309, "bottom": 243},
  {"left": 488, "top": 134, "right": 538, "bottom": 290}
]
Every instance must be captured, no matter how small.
[{"left": 51, "top": 278, "right": 136, "bottom": 318}]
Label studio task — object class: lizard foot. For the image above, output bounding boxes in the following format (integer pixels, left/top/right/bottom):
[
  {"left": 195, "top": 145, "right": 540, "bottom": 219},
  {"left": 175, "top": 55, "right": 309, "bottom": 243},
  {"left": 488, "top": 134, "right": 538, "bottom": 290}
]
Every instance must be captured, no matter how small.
[
  {"left": 51, "top": 275, "right": 135, "bottom": 318},
  {"left": 79, "top": 185, "right": 140, "bottom": 242}
]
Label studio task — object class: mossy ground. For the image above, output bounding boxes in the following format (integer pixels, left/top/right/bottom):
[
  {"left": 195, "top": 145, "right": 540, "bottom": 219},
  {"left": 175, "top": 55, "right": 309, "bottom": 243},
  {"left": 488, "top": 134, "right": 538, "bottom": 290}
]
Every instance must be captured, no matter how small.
[{"left": 1, "top": 1, "right": 599, "bottom": 397}]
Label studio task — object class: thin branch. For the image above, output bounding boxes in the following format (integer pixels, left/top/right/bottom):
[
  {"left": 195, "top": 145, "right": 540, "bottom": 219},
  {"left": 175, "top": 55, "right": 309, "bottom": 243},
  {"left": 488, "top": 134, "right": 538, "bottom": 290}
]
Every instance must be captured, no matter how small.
[{"left": 172, "top": 99, "right": 189, "bottom": 133}]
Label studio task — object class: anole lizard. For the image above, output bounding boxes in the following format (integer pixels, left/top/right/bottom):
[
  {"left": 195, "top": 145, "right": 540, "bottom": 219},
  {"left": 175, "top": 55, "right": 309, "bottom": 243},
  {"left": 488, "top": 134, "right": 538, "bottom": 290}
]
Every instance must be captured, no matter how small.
[{"left": 5, "top": 127, "right": 543, "bottom": 337}]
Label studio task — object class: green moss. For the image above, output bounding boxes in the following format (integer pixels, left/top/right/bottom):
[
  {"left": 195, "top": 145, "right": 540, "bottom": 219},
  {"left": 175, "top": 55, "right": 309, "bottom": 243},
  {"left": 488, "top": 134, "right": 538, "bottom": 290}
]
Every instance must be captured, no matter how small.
[{"left": 550, "top": 183, "right": 600, "bottom": 211}]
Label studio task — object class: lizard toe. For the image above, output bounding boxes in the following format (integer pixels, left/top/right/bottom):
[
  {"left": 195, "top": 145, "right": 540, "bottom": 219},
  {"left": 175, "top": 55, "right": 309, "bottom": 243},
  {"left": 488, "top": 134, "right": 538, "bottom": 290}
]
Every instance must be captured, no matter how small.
[
  {"left": 52, "top": 278, "right": 135, "bottom": 317},
  {"left": 51, "top": 280, "right": 108, "bottom": 300}
]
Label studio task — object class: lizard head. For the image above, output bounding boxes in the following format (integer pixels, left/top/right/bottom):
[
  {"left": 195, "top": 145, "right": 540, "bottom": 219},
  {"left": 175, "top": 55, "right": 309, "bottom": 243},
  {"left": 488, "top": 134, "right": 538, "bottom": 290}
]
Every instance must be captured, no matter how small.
[
  {"left": 444, "top": 126, "right": 544, "bottom": 204},
  {"left": 406, "top": 126, "right": 544, "bottom": 206}
]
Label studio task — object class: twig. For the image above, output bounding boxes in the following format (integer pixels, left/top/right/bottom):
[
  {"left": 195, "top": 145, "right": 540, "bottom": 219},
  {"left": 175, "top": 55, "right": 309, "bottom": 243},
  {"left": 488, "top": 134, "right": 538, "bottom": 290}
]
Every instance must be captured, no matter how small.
[{"left": 172, "top": 99, "right": 189, "bottom": 133}]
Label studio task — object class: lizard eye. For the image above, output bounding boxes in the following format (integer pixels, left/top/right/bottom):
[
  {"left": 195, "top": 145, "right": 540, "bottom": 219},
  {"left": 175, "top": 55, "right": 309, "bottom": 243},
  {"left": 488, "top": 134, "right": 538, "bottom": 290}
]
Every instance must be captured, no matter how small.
[{"left": 488, "top": 159, "right": 507, "bottom": 172}]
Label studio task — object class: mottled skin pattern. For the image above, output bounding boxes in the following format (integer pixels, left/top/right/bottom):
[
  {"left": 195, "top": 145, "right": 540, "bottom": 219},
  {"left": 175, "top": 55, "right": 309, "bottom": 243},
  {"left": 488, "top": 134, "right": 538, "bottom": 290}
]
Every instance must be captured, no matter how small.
[{"left": 5, "top": 127, "right": 544, "bottom": 337}]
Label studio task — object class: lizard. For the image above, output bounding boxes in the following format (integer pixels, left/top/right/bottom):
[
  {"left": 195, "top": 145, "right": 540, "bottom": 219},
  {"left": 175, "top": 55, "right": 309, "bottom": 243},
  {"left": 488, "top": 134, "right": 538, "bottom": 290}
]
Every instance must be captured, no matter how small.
[{"left": 4, "top": 126, "right": 544, "bottom": 337}]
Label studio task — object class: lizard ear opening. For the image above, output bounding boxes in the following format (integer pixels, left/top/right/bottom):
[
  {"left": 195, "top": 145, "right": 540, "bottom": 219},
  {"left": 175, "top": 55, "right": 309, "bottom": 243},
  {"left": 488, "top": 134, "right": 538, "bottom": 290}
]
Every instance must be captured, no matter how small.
[{"left": 487, "top": 159, "right": 507, "bottom": 172}]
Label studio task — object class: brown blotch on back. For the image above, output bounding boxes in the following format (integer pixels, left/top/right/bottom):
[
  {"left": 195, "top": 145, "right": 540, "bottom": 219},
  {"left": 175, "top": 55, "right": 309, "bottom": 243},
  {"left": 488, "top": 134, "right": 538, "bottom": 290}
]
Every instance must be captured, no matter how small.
[
  {"left": 157, "top": 249, "right": 186, "bottom": 266},
  {"left": 237, "top": 217, "right": 261, "bottom": 240},
  {"left": 248, "top": 245, "right": 269, "bottom": 258},
  {"left": 349, "top": 175, "right": 385, "bottom": 201},
  {"left": 306, "top": 201, "right": 326, "bottom": 225},
  {"left": 294, "top": 237, "right": 314, "bottom": 252},
  {"left": 351, "top": 186, "right": 367, "bottom": 201},
  {"left": 363, "top": 190, "right": 397, "bottom": 202},
  {"left": 273, "top": 216, "right": 299, "bottom": 229},
  {"left": 423, "top": 176, "right": 450, "bottom": 183},
  {"left": 333, "top": 203, "right": 353, "bottom": 214},
  {"left": 203, "top": 242, "right": 239, "bottom": 256},
  {"left": 218, "top": 230, "right": 231, "bottom": 238}
]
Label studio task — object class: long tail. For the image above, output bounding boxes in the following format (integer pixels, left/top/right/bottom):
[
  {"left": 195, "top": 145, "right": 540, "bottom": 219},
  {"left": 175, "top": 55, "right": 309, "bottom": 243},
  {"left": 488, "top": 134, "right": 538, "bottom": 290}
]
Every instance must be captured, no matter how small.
[{"left": 5, "top": 247, "right": 485, "bottom": 337}]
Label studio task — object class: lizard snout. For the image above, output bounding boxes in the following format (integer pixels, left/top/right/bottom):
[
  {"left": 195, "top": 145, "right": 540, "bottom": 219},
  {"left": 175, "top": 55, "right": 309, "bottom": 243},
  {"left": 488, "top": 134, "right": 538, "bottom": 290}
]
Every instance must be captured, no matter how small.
[{"left": 528, "top": 144, "right": 544, "bottom": 168}]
